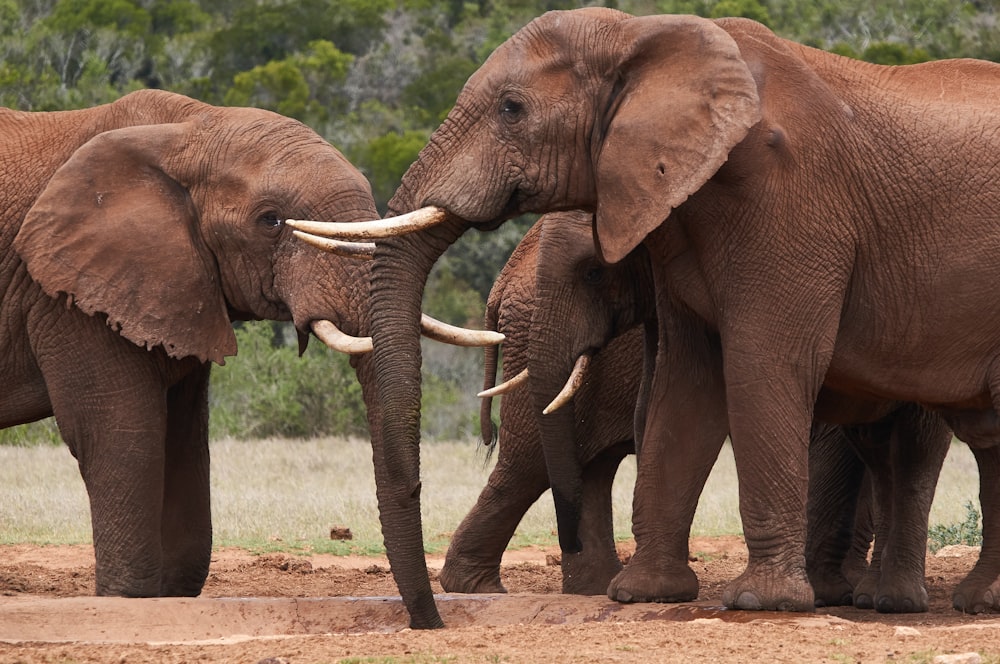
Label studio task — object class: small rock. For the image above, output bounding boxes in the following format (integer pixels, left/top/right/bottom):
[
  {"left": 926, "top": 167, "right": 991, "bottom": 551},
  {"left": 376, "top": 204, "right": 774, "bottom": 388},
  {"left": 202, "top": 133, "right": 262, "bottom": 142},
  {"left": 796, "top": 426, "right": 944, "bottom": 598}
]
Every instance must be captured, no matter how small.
[
  {"left": 932, "top": 654, "right": 982, "bottom": 664},
  {"left": 894, "top": 626, "right": 921, "bottom": 637},
  {"left": 329, "top": 526, "right": 353, "bottom": 540},
  {"left": 256, "top": 658, "right": 289, "bottom": 664}
]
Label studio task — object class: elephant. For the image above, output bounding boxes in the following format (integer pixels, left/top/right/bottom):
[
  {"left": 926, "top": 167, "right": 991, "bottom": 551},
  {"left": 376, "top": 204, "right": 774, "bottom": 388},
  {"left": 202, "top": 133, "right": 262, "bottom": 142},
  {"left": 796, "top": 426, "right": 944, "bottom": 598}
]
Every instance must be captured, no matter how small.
[
  {"left": 452, "top": 210, "right": 955, "bottom": 613},
  {"left": 440, "top": 213, "right": 647, "bottom": 596},
  {"left": 0, "top": 88, "right": 497, "bottom": 599},
  {"left": 289, "top": 8, "right": 1000, "bottom": 627}
]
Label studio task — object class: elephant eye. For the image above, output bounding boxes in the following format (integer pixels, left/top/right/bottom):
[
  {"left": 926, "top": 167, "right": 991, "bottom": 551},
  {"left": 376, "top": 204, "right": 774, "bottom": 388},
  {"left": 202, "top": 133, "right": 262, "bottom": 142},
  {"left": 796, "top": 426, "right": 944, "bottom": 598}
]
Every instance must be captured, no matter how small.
[
  {"left": 499, "top": 96, "right": 524, "bottom": 121},
  {"left": 258, "top": 213, "right": 283, "bottom": 230},
  {"left": 583, "top": 266, "right": 604, "bottom": 285}
]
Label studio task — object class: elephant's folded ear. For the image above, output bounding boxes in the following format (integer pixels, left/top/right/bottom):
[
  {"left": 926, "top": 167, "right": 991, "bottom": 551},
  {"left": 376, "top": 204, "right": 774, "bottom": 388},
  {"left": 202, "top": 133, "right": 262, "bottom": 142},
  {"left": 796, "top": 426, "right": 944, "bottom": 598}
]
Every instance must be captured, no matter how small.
[
  {"left": 14, "top": 123, "right": 237, "bottom": 365},
  {"left": 594, "top": 15, "right": 761, "bottom": 264}
]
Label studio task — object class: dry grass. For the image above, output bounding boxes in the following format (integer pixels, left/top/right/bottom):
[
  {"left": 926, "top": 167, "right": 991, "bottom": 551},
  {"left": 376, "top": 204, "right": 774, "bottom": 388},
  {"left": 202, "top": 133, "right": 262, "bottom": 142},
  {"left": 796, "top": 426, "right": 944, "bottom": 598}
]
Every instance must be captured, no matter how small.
[{"left": 0, "top": 438, "right": 981, "bottom": 553}]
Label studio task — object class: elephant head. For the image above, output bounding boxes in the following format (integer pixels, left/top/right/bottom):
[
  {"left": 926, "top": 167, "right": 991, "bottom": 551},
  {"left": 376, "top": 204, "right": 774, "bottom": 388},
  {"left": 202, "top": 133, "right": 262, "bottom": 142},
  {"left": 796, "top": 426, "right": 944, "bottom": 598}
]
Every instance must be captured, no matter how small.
[
  {"left": 14, "top": 89, "right": 380, "bottom": 361},
  {"left": 525, "top": 211, "right": 654, "bottom": 553},
  {"left": 289, "top": 9, "right": 761, "bottom": 627}
]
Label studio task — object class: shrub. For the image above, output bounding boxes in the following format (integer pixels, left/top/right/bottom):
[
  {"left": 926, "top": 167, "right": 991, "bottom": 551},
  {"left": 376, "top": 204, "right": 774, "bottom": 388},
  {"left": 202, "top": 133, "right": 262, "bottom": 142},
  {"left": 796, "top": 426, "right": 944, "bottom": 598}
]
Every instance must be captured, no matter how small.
[
  {"left": 209, "top": 321, "right": 368, "bottom": 440},
  {"left": 928, "top": 500, "right": 983, "bottom": 553}
]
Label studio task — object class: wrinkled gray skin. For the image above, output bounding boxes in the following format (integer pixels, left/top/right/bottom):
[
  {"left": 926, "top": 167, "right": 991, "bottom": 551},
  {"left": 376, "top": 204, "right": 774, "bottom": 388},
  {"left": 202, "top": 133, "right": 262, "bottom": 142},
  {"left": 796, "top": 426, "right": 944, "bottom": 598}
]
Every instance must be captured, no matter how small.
[
  {"left": 444, "top": 211, "right": 948, "bottom": 614},
  {"left": 371, "top": 9, "right": 1000, "bottom": 626},
  {"left": 1, "top": 89, "right": 380, "bottom": 597}
]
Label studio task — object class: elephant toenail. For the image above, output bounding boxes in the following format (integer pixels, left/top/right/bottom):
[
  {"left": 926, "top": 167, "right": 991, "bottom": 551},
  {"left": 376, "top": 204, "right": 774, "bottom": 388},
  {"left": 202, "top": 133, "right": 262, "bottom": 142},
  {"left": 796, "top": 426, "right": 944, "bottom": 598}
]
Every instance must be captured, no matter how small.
[{"left": 736, "top": 592, "right": 762, "bottom": 610}]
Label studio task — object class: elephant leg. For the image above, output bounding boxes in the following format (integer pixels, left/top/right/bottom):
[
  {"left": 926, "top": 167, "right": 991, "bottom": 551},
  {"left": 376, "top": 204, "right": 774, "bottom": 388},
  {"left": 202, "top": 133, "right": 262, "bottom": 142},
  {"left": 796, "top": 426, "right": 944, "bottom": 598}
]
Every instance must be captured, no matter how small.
[
  {"left": 953, "top": 443, "right": 1000, "bottom": 613},
  {"left": 35, "top": 316, "right": 181, "bottom": 597},
  {"left": 441, "top": 423, "right": 549, "bottom": 594},
  {"left": 869, "top": 408, "right": 949, "bottom": 613},
  {"left": 721, "top": 358, "right": 817, "bottom": 612},
  {"left": 842, "top": 473, "right": 876, "bottom": 587},
  {"left": 159, "top": 364, "right": 213, "bottom": 596},
  {"left": 845, "top": 420, "right": 894, "bottom": 610},
  {"left": 806, "top": 423, "right": 867, "bottom": 607},
  {"left": 607, "top": 322, "right": 728, "bottom": 604},
  {"left": 45, "top": 360, "right": 169, "bottom": 595},
  {"left": 561, "top": 444, "right": 630, "bottom": 595}
]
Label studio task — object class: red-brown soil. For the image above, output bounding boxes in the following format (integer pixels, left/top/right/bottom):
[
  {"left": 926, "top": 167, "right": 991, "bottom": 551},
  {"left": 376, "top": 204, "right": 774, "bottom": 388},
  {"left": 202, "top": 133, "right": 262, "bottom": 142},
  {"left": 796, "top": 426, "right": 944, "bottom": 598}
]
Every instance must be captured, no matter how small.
[{"left": 1, "top": 537, "right": 998, "bottom": 663}]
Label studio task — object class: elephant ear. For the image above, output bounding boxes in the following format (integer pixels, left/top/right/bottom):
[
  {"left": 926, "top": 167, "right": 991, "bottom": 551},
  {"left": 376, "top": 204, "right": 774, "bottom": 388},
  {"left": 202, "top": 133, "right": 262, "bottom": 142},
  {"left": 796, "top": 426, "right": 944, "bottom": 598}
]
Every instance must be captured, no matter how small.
[
  {"left": 14, "top": 123, "right": 237, "bottom": 364},
  {"left": 593, "top": 15, "right": 761, "bottom": 264}
]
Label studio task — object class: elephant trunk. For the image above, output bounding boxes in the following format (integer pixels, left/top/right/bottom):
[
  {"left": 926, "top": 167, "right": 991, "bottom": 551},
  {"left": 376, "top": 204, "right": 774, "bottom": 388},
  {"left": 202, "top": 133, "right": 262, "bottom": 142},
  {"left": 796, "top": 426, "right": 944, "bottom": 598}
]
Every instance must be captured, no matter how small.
[
  {"left": 368, "top": 220, "right": 467, "bottom": 629},
  {"left": 530, "top": 277, "right": 585, "bottom": 554}
]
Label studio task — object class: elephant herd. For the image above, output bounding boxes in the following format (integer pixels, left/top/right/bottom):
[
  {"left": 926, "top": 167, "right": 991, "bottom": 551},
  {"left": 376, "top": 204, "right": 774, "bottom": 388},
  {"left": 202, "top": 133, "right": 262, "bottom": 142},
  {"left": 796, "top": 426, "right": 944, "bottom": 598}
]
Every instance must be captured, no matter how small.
[{"left": 3, "top": 8, "right": 1000, "bottom": 631}]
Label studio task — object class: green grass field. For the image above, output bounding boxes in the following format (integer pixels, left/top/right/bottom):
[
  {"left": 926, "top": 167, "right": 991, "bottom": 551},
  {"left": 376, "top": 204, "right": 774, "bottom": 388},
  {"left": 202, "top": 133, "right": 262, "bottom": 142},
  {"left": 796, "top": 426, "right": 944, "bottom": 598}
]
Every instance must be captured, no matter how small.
[{"left": 0, "top": 438, "right": 981, "bottom": 554}]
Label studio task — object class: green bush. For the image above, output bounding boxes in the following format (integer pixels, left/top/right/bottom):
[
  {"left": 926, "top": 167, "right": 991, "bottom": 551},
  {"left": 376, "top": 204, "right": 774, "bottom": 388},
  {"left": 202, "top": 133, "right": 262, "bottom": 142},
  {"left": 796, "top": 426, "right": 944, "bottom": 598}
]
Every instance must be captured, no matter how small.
[
  {"left": 0, "top": 418, "right": 61, "bottom": 447},
  {"left": 209, "top": 321, "right": 369, "bottom": 440},
  {"left": 928, "top": 500, "right": 983, "bottom": 553}
]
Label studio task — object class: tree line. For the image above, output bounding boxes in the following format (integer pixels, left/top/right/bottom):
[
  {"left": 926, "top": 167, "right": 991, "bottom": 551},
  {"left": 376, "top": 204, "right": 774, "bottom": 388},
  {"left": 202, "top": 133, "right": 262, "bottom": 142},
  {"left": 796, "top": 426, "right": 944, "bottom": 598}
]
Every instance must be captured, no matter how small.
[{"left": 2, "top": 0, "right": 997, "bottom": 443}]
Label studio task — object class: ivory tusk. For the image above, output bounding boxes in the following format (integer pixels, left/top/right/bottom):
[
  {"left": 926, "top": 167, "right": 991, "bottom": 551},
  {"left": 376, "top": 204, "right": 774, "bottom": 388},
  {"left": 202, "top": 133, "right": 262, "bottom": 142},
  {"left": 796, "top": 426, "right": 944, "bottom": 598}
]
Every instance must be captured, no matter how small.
[
  {"left": 311, "top": 319, "right": 373, "bottom": 355},
  {"left": 285, "top": 206, "right": 449, "bottom": 240},
  {"left": 292, "top": 230, "right": 375, "bottom": 259},
  {"left": 543, "top": 354, "right": 591, "bottom": 415},
  {"left": 420, "top": 314, "right": 505, "bottom": 347},
  {"left": 478, "top": 368, "right": 529, "bottom": 398}
]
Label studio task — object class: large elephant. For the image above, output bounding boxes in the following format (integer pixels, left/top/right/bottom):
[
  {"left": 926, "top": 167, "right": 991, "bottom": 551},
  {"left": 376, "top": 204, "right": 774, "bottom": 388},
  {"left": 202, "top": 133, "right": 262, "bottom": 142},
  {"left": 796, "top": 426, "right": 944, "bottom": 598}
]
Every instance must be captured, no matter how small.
[
  {"left": 290, "top": 9, "right": 1000, "bottom": 627},
  {"left": 457, "top": 210, "right": 954, "bottom": 613},
  {"left": 0, "top": 88, "right": 496, "bottom": 599}
]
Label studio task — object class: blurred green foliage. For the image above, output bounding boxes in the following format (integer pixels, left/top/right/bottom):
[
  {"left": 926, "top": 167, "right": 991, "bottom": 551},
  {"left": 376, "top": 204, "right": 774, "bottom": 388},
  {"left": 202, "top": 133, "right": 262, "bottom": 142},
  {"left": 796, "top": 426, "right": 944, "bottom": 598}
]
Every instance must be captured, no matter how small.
[{"left": 2, "top": 0, "right": 998, "bottom": 444}]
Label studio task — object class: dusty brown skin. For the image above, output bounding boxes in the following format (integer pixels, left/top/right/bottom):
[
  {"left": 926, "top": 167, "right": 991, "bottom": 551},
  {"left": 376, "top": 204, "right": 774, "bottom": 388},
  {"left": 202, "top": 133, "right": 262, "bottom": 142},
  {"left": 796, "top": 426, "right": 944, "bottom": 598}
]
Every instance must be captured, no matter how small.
[
  {"left": 0, "top": 89, "right": 379, "bottom": 599},
  {"left": 453, "top": 211, "right": 971, "bottom": 616},
  {"left": 348, "top": 9, "right": 1000, "bottom": 627}
]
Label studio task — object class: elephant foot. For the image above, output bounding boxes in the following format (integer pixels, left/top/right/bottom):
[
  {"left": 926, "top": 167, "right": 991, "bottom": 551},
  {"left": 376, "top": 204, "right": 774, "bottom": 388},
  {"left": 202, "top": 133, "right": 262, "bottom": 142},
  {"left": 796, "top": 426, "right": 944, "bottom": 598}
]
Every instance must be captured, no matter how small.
[
  {"left": 721, "top": 562, "right": 815, "bottom": 612},
  {"left": 607, "top": 554, "right": 698, "bottom": 603},
  {"left": 873, "top": 585, "right": 929, "bottom": 613},
  {"left": 851, "top": 569, "right": 880, "bottom": 610},
  {"left": 810, "top": 571, "right": 854, "bottom": 608},
  {"left": 439, "top": 556, "right": 507, "bottom": 594},
  {"left": 953, "top": 569, "right": 1000, "bottom": 614},
  {"left": 852, "top": 567, "right": 927, "bottom": 613},
  {"left": 561, "top": 550, "right": 623, "bottom": 595}
]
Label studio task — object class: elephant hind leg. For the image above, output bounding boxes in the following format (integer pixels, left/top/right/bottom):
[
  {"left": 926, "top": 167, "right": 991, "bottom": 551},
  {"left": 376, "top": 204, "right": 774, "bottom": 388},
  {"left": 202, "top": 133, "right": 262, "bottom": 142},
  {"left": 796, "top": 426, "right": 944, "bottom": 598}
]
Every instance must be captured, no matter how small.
[
  {"left": 953, "top": 443, "right": 1000, "bottom": 614},
  {"left": 805, "top": 423, "right": 868, "bottom": 608},
  {"left": 159, "top": 364, "right": 213, "bottom": 596}
]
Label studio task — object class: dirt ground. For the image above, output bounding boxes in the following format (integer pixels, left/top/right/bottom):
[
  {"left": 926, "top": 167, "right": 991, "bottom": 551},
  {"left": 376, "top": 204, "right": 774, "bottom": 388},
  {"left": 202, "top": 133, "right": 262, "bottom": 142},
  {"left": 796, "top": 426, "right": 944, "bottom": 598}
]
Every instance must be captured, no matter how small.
[{"left": 0, "top": 537, "right": 998, "bottom": 663}]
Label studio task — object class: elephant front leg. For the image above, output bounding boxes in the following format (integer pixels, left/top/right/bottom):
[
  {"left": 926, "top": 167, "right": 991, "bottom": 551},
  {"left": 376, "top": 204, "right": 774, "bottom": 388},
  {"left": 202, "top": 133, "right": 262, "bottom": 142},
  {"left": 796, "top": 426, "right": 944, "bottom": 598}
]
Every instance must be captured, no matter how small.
[
  {"left": 159, "top": 364, "right": 213, "bottom": 596},
  {"left": 561, "top": 444, "right": 630, "bottom": 595},
  {"left": 953, "top": 443, "right": 1000, "bottom": 613},
  {"left": 607, "top": 332, "right": 728, "bottom": 604},
  {"left": 44, "top": 343, "right": 172, "bottom": 597},
  {"left": 441, "top": 427, "right": 549, "bottom": 594},
  {"left": 722, "top": 362, "right": 816, "bottom": 612}
]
